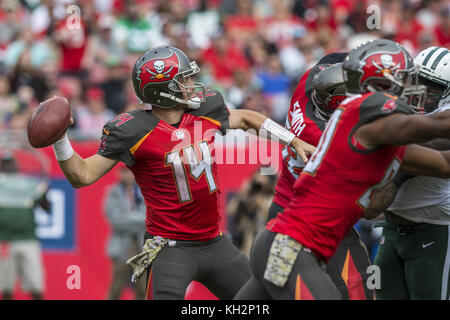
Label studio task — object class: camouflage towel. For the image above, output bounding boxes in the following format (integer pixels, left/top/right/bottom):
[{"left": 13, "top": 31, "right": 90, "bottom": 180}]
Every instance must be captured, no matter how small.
[
  {"left": 263, "top": 233, "right": 302, "bottom": 287},
  {"left": 126, "top": 236, "right": 168, "bottom": 283}
]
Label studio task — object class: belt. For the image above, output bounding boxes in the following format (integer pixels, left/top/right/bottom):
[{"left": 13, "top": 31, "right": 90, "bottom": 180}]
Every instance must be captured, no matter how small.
[
  {"left": 144, "top": 232, "right": 223, "bottom": 247},
  {"left": 384, "top": 211, "right": 422, "bottom": 226},
  {"left": 375, "top": 212, "right": 435, "bottom": 235}
]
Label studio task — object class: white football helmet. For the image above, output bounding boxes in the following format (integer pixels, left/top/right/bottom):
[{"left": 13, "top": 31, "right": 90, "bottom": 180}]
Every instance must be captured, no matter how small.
[{"left": 414, "top": 46, "right": 450, "bottom": 112}]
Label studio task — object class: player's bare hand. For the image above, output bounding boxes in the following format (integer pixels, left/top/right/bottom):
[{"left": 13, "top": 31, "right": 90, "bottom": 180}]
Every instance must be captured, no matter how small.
[
  {"left": 291, "top": 137, "right": 316, "bottom": 163},
  {"left": 57, "top": 117, "right": 74, "bottom": 141},
  {"left": 364, "top": 182, "right": 398, "bottom": 219}
]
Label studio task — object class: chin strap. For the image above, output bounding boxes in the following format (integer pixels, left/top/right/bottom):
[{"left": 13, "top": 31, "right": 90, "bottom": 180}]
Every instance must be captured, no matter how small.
[{"left": 159, "top": 92, "right": 202, "bottom": 109}]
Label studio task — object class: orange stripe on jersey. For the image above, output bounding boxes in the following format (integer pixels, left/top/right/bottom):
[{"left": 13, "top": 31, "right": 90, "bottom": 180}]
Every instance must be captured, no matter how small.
[
  {"left": 146, "top": 268, "right": 154, "bottom": 300},
  {"left": 199, "top": 116, "right": 221, "bottom": 128},
  {"left": 295, "top": 275, "right": 315, "bottom": 300},
  {"left": 130, "top": 130, "right": 153, "bottom": 155}
]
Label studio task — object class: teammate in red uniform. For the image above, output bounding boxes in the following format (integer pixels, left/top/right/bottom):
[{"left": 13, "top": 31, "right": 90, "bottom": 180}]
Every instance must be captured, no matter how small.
[
  {"left": 48, "top": 46, "right": 315, "bottom": 299},
  {"left": 261, "top": 52, "right": 374, "bottom": 300},
  {"left": 234, "top": 39, "right": 450, "bottom": 299}
]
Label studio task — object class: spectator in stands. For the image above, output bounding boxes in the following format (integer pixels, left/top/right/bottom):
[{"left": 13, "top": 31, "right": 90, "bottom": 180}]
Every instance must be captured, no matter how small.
[
  {"left": 51, "top": 3, "right": 88, "bottom": 77},
  {"left": 255, "top": 54, "right": 291, "bottom": 122},
  {"left": 0, "top": 72, "right": 20, "bottom": 129},
  {"left": 111, "top": 0, "right": 163, "bottom": 54},
  {"left": 104, "top": 164, "right": 146, "bottom": 300},
  {"left": 435, "top": 6, "right": 450, "bottom": 47},
  {"left": 202, "top": 32, "right": 250, "bottom": 88},
  {"left": 74, "top": 87, "right": 115, "bottom": 140},
  {"left": 100, "top": 58, "right": 128, "bottom": 114}
]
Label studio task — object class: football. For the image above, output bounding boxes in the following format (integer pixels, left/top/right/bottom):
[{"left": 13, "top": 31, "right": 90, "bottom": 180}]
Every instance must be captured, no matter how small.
[{"left": 27, "top": 96, "right": 71, "bottom": 148}]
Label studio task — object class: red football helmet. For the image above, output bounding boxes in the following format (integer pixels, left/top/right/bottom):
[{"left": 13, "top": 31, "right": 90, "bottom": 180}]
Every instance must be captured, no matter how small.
[
  {"left": 132, "top": 46, "right": 206, "bottom": 109},
  {"left": 343, "top": 39, "right": 427, "bottom": 111},
  {"left": 311, "top": 63, "right": 347, "bottom": 118}
]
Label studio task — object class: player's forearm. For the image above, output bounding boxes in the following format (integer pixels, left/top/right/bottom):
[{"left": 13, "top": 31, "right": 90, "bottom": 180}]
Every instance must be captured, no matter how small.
[
  {"left": 420, "top": 138, "right": 450, "bottom": 151},
  {"left": 58, "top": 153, "right": 98, "bottom": 188},
  {"left": 229, "top": 110, "right": 295, "bottom": 145},
  {"left": 53, "top": 135, "right": 117, "bottom": 188},
  {"left": 229, "top": 109, "right": 266, "bottom": 132},
  {"left": 405, "top": 111, "right": 450, "bottom": 145},
  {"left": 401, "top": 145, "right": 450, "bottom": 179},
  {"left": 428, "top": 111, "right": 450, "bottom": 141}
]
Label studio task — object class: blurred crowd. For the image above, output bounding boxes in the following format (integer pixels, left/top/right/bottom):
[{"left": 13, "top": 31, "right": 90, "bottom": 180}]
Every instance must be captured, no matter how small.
[{"left": 0, "top": 0, "right": 449, "bottom": 139}]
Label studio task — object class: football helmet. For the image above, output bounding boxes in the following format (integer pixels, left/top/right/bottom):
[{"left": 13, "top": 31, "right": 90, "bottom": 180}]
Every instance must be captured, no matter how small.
[
  {"left": 414, "top": 46, "right": 450, "bottom": 113},
  {"left": 343, "top": 39, "right": 427, "bottom": 111},
  {"left": 311, "top": 63, "right": 347, "bottom": 118},
  {"left": 132, "top": 46, "right": 206, "bottom": 109}
]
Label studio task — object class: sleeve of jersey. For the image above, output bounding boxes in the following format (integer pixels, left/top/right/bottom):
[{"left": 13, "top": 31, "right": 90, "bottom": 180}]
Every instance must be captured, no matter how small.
[
  {"left": 193, "top": 90, "right": 230, "bottom": 135},
  {"left": 96, "top": 122, "right": 136, "bottom": 167},
  {"left": 358, "top": 92, "right": 413, "bottom": 125}
]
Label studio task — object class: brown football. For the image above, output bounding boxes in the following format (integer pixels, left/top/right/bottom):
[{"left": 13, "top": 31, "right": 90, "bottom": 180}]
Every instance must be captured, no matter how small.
[{"left": 27, "top": 96, "right": 71, "bottom": 148}]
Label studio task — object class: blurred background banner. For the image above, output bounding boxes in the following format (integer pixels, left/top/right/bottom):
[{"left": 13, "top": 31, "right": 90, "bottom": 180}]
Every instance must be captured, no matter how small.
[{"left": 35, "top": 179, "right": 75, "bottom": 251}]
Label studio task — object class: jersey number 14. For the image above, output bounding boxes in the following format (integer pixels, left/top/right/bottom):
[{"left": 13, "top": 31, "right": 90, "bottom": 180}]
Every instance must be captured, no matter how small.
[{"left": 165, "top": 141, "right": 217, "bottom": 203}]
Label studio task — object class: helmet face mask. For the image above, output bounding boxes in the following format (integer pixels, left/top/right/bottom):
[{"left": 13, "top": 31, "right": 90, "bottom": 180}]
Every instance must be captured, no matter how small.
[
  {"left": 414, "top": 46, "right": 450, "bottom": 113},
  {"left": 418, "top": 76, "right": 447, "bottom": 112},
  {"left": 132, "top": 47, "right": 207, "bottom": 109},
  {"left": 168, "top": 61, "right": 207, "bottom": 108}
]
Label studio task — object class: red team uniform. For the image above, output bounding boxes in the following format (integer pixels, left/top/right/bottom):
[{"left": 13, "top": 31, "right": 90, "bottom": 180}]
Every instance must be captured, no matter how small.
[
  {"left": 235, "top": 91, "right": 413, "bottom": 300},
  {"left": 98, "top": 91, "right": 227, "bottom": 241},
  {"left": 273, "top": 65, "right": 325, "bottom": 209},
  {"left": 268, "top": 92, "right": 409, "bottom": 261},
  {"left": 97, "top": 90, "right": 251, "bottom": 299},
  {"left": 267, "top": 60, "right": 373, "bottom": 300}
]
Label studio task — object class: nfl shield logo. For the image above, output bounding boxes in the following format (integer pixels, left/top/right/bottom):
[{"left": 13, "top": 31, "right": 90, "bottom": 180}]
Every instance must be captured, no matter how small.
[{"left": 175, "top": 130, "right": 185, "bottom": 140}]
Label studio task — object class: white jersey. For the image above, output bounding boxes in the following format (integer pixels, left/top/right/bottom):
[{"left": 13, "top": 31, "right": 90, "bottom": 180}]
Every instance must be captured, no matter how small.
[{"left": 388, "top": 104, "right": 450, "bottom": 225}]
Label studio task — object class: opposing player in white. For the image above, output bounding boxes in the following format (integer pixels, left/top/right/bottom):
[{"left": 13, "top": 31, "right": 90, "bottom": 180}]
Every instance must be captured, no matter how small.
[{"left": 374, "top": 46, "right": 450, "bottom": 300}]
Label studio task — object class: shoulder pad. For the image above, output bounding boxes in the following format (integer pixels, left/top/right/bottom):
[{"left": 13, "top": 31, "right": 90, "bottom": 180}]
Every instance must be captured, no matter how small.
[
  {"left": 188, "top": 89, "right": 230, "bottom": 133},
  {"left": 98, "top": 109, "right": 158, "bottom": 166},
  {"left": 104, "top": 110, "right": 159, "bottom": 138},
  {"left": 358, "top": 92, "right": 413, "bottom": 125}
]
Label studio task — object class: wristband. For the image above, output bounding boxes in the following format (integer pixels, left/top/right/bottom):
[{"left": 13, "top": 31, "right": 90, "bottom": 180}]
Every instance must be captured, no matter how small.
[
  {"left": 52, "top": 134, "right": 74, "bottom": 161},
  {"left": 261, "top": 118, "right": 295, "bottom": 145}
]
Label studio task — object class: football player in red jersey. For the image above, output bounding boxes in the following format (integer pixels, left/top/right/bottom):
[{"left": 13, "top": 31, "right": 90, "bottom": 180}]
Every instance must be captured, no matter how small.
[
  {"left": 48, "top": 46, "right": 315, "bottom": 300},
  {"left": 234, "top": 39, "right": 450, "bottom": 300},
  {"left": 253, "top": 52, "right": 374, "bottom": 300}
]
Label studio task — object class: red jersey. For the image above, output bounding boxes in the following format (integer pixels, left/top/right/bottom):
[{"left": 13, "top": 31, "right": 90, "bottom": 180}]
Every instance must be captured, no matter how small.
[
  {"left": 98, "top": 90, "right": 230, "bottom": 241},
  {"left": 273, "top": 65, "right": 327, "bottom": 208},
  {"left": 267, "top": 92, "right": 412, "bottom": 261}
]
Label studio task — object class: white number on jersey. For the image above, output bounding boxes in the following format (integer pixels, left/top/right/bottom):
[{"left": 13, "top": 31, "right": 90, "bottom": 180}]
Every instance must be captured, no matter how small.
[{"left": 165, "top": 141, "right": 216, "bottom": 203}]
